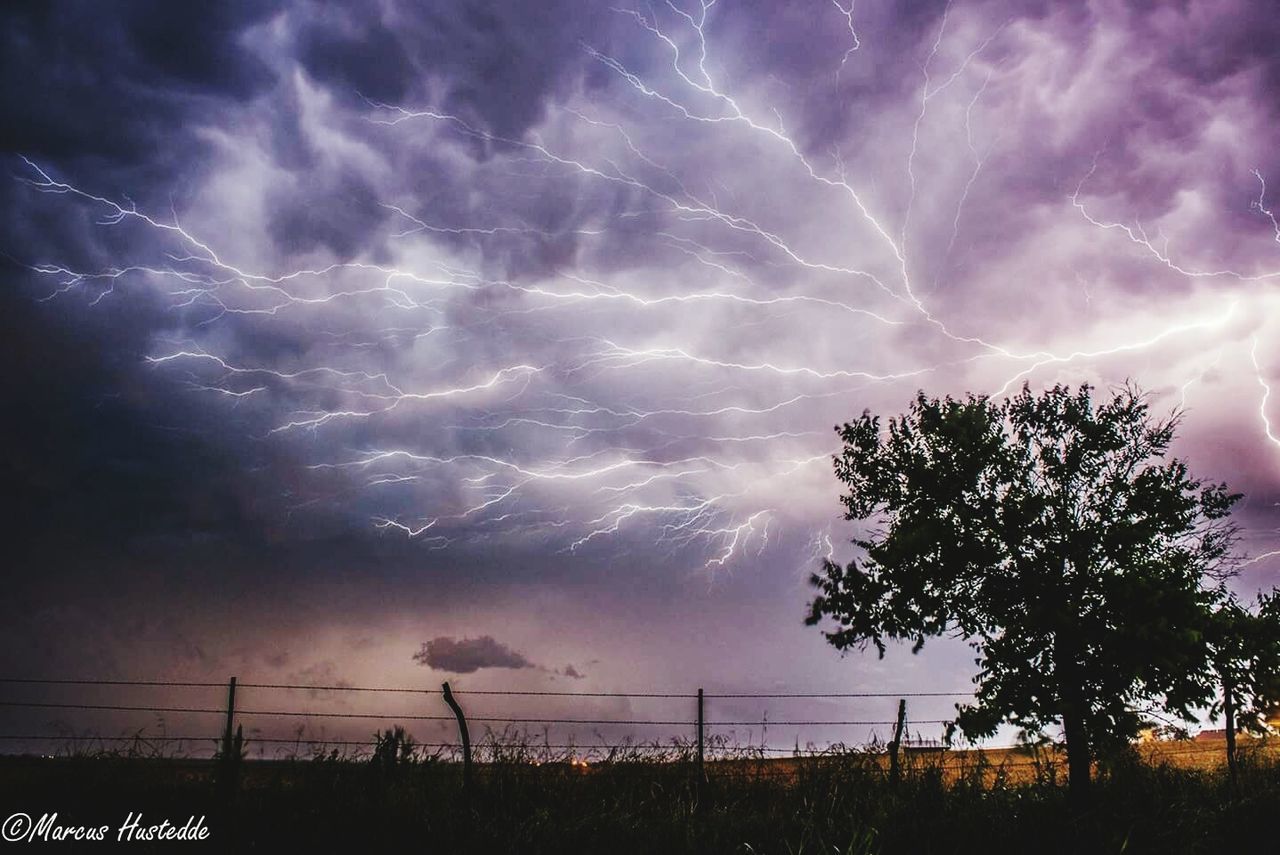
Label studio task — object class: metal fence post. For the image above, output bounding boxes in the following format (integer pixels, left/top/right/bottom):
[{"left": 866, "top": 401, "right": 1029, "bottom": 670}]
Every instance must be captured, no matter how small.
[{"left": 442, "top": 682, "right": 473, "bottom": 792}]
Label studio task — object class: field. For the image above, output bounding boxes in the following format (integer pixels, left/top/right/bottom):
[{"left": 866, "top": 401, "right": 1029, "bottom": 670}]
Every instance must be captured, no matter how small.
[{"left": 3, "top": 736, "right": 1279, "bottom": 853}]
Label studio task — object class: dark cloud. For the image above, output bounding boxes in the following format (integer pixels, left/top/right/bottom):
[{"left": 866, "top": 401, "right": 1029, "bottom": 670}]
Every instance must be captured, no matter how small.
[
  {"left": 0, "top": 277, "right": 255, "bottom": 563},
  {"left": 1150, "top": 0, "right": 1280, "bottom": 101},
  {"left": 3, "top": 0, "right": 1280, "bottom": 719},
  {"left": 296, "top": 12, "right": 415, "bottom": 104},
  {"left": 0, "top": 0, "right": 279, "bottom": 166},
  {"left": 292, "top": 0, "right": 615, "bottom": 140},
  {"left": 413, "top": 636, "right": 534, "bottom": 673},
  {"left": 384, "top": 0, "right": 613, "bottom": 140},
  {"left": 266, "top": 167, "right": 390, "bottom": 259}
]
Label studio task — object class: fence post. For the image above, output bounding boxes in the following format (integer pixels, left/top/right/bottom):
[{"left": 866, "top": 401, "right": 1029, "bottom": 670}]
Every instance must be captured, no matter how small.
[
  {"left": 221, "top": 677, "right": 237, "bottom": 757},
  {"left": 888, "top": 698, "right": 907, "bottom": 785},
  {"left": 442, "top": 682, "right": 473, "bottom": 792},
  {"left": 218, "top": 677, "right": 240, "bottom": 810},
  {"left": 697, "top": 688, "right": 705, "bottom": 772},
  {"left": 695, "top": 687, "right": 705, "bottom": 809}
]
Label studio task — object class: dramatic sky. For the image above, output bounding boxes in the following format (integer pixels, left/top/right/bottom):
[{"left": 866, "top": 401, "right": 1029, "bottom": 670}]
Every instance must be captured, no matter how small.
[{"left": 4, "top": 0, "right": 1280, "bottom": 751}]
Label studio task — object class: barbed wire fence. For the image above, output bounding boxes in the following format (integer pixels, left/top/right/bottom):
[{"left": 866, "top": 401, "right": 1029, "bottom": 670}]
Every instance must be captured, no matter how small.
[
  {"left": 0, "top": 675, "right": 1085, "bottom": 784},
  {"left": 0, "top": 675, "right": 1257, "bottom": 810}
]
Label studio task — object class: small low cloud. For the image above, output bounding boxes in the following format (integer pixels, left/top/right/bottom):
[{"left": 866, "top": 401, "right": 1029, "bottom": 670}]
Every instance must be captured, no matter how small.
[
  {"left": 263, "top": 651, "right": 290, "bottom": 669},
  {"left": 559, "top": 664, "right": 585, "bottom": 680},
  {"left": 413, "top": 635, "right": 533, "bottom": 674},
  {"left": 286, "top": 661, "right": 353, "bottom": 698}
]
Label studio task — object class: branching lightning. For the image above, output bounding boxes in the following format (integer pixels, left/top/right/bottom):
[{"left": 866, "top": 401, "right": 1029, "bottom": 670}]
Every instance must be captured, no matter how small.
[
  {"left": 1251, "top": 337, "right": 1280, "bottom": 454},
  {"left": 13, "top": 0, "right": 1280, "bottom": 574}
]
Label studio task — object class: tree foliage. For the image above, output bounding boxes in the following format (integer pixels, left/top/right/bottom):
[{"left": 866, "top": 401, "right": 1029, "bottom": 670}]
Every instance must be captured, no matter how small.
[
  {"left": 1209, "top": 591, "right": 1280, "bottom": 732},
  {"left": 806, "top": 382, "right": 1263, "bottom": 792}
]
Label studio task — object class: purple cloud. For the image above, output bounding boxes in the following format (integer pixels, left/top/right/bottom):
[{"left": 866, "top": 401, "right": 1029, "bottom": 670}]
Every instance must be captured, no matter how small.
[
  {"left": 4, "top": 0, "right": 1280, "bottom": 748},
  {"left": 413, "top": 636, "right": 534, "bottom": 674}
]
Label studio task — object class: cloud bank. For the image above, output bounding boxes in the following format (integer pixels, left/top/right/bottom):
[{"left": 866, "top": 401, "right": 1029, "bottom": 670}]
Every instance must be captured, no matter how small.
[{"left": 3, "top": 0, "right": 1280, "bottom": 700}]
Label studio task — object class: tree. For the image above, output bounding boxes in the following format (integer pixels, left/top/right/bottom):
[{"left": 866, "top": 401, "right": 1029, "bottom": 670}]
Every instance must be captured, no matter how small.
[
  {"left": 806, "top": 382, "right": 1243, "bottom": 800},
  {"left": 1207, "top": 590, "right": 1280, "bottom": 782}
]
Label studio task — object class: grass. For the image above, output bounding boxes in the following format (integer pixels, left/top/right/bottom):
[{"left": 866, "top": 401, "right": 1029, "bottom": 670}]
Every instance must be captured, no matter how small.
[{"left": 2, "top": 731, "right": 1278, "bottom": 853}]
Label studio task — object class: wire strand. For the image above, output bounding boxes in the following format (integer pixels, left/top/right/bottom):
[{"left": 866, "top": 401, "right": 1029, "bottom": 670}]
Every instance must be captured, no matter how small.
[
  {"left": 0, "top": 678, "right": 224, "bottom": 688},
  {"left": 0, "top": 677, "right": 969, "bottom": 699},
  {"left": 0, "top": 702, "right": 950, "bottom": 727}
]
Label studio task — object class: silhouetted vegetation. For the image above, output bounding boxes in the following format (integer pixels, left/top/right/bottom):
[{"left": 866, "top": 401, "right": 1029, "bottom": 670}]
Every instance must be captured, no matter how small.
[
  {"left": 4, "top": 732, "right": 1280, "bottom": 853},
  {"left": 808, "top": 382, "right": 1280, "bottom": 800}
]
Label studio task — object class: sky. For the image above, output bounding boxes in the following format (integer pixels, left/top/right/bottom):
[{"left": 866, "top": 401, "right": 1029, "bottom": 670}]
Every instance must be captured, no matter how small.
[{"left": 3, "top": 0, "right": 1280, "bottom": 753}]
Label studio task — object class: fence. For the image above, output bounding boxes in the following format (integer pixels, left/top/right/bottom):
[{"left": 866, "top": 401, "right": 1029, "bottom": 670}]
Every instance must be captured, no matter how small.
[
  {"left": 0, "top": 676, "right": 1258, "bottom": 803},
  {"left": 0, "top": 676, "right": 975, "bottom": 769}
]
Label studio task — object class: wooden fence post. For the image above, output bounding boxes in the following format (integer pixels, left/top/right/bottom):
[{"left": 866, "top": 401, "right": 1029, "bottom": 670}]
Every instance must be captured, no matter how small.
[
  {"left": 695, "top": 688, "right": 705, "bottom": 809},
  {"left": 218, "top": 677, "right": 240, "bottom": 809},
  {"left": 888, "top": 698, "right": 907, "bottom": 785},
  {"left": 442, "top": 682, "right": 473, "bottom": 791},
  {"left": 697, "top": 688, "right": 705, "bottom": 772},
  {"left": 221, "top": 677, "right": 237, "bottom": 757}
]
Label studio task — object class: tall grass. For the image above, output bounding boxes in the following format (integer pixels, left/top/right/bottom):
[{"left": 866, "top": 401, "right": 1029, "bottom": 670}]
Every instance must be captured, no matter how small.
[{"left": 2, "top": 730, "right": 1277, "bottom": 853}]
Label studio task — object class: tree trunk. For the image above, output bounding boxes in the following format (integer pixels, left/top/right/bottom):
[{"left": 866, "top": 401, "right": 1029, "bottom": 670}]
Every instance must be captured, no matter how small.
[
  {"left": 1224, "top": 679, "right": 1237, "bottom": 788},
  {"left": 1055, "top": 630, "right": 1092, "bottom": 805},
  {"left": 1060, "top": 701, "right": 1092, "bottom": 803}
]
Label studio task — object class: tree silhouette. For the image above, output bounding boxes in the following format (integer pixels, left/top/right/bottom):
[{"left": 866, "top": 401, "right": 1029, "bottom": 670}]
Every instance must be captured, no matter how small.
[
  {"left": 806, "top": 382, "right": 1247, "bottom": 800},
  {"left": 1208, "top": 590, "right": 1280, "bottom": 780}
]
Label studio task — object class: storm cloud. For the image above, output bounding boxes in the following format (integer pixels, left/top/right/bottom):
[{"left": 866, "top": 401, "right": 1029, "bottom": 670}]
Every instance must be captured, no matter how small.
[{"left": 3, "top": 0, "right": 1280, "bottom": 732}]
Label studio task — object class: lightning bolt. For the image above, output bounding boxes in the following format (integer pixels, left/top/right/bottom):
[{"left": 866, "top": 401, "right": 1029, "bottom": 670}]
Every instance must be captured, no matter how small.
[
  {"left": 12, "top": 1, "right": 1280, "bottom": 575},
  {"left": 830, "top": 0, "right": 861, "bottom": 74},
  {"left": 1251, "top": 337, "right": 1280, "bottom": 453}
]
